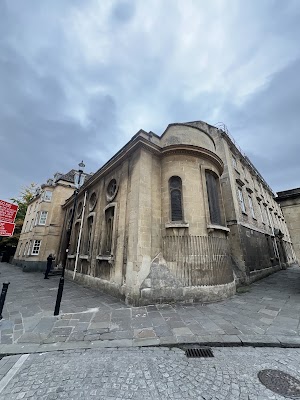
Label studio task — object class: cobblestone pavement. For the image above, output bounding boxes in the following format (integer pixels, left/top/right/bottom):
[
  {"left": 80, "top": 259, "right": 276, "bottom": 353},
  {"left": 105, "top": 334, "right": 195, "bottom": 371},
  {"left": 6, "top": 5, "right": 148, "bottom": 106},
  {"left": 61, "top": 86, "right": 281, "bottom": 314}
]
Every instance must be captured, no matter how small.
[
  {"left": 1, "top": 347, "right": 300, "bottom": 399},
  {"left": 0, "top": 263, "right": 300, "bottom": 351}
]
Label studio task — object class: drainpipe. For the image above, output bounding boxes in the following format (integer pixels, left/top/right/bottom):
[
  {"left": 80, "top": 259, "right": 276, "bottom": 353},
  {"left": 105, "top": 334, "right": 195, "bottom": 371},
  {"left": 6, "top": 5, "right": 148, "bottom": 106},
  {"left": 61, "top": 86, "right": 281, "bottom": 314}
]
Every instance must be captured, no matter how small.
[{"left": 73, "top": 190, "right": 87, "bottom": 279}]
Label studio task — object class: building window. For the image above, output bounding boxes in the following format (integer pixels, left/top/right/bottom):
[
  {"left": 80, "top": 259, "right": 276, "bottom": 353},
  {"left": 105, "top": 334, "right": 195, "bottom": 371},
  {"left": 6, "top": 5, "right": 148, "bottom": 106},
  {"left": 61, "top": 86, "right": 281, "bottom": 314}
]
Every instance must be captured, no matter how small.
[
  {"left": 205, "top": 171, "right": 222, "bottom": 225},
  {"left": 24, "top": 221, "right": 28, "bottom": 233},
  {"left": 35, "top": 212, "right": 39, "bottom": 226},
  {"left": 18, "top": 243, "right": 23, "bottom": 256},
  {"left": 169, "top": 176, "right": 183, "bottom": 221},
  {"left": 106, "top": 179, "right": 118, "bottom": 202},
  {"left": 264, "top": 206, "right": 270, "bottom": 226},
  {"left": 27, "top": 240, "right": 32, "bottom": 255},
  {"left": 238, "top": 187, "right": 246, "bottom": 213},
  {"left": 104, "top": 207, "right": 115, "bottom": 254},
  {"left": 77, "top": 201, "right": 83, "bottom": 217},
  {"left": 248, "top": 195, "right": 255, "bottom": 218},
  {"left": 31, "top": 240, "right": 41, "bottom": 255},
  {"left": 89, "top": 192, "right": 97, "bottom": 211},
  {"left": 258, "top": 202, "right": 264, "bottom": 223},
  {"left": 29, "top": 219, "right": 34, "bottom": 231},
  {"left": 39, "top": 211, "right": 48, "bottom": 225},
  {"left": 232, "top": 156, "right": 237, "bottom": 169},
  {"left": 86, "top": 217, "right": 93, "bottom": 254},
  {"left": 72, "top": 223, "right": 80, "bottom": 254},
  {"left": 23, "top": 242, "right": 28, "bottom": 256},
  {"left": 44, "top": 191, "right": 52, "bottom": 202}
]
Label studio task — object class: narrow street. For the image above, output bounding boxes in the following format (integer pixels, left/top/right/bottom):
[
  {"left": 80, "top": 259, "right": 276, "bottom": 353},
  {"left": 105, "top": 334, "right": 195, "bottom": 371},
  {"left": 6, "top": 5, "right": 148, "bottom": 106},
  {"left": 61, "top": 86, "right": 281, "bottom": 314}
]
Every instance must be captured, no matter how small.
[
  {"left": 0, "top": 262, "right": 300, "bottom": 399},
  {"left": 0, "top": 347, "right": 300, "bottom": 399},
  {"left": 0, "top": 263, "right": 300, "bottom": 350}
]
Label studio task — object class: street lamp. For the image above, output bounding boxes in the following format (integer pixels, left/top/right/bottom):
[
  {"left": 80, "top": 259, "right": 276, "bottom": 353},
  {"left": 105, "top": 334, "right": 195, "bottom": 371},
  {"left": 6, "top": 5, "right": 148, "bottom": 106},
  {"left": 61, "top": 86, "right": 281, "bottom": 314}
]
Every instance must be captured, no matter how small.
[{"left": 54, "top": 161, "right": 85, "bottom": 316}]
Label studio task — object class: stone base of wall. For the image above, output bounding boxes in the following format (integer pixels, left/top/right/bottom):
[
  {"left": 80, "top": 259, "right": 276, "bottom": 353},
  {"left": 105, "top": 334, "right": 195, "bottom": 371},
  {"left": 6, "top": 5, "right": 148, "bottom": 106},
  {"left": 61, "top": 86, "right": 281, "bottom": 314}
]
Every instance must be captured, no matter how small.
[
  {"left": 139, "top": 280, "right": 236, "bottom": 306},
  {"left": 65, "top": 270, "right": 125, "bottom": 302},
  {"left": 248, "top": 264, "right": 282, "bottom": 284},
  {"left": 12, "top": 259, "right": 46, "bottom": 272}
]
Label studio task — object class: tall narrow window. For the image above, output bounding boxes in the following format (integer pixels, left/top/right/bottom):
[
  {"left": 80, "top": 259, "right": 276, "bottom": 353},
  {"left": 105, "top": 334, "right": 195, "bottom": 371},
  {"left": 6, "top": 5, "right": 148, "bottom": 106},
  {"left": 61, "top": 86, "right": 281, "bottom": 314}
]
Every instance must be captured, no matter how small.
[
  {"left": 27, "top": 240, "right": 32, "bottom": 255},
  {"left": 39, "top": 211, "right": 48, "bottom": 225},
  {"left": 238, "top": 187, "right": 246, "bottom": 213},
  {"left": 86, "top": 217, "right": 93, "bottom": 254},
  {"left": 31, "top": 240, "right": 41, "bottom": 255},
  {"left": 205, "top": 171, "right": 222, "bottom": 225},
  {"left": 44, "top": 191, "right": 52, "bottom": 202},
  {"left": 248, "top": 195, "right": 255, "bottom": 218},
  {"left": 18, "top": 243, "right": 23, "bottom": 256},
  {"left": 105, "top": 207, "right": 115, "bottom": 254},
  {"left": 23, "top": 242, "right": 28, "bottom": 256},
  {"left": 169, "top": 176, "right": 183, "bottom": 221},
  {"left": 73, "top": 223, "right": 80, "bottom": 253},
  {"left": 35, "top": 212, "right": 39, "bottom": 226},
  {"left": 29, "top": 219, "right": 34, "bottom": 231},
  {"left": 232, "top": 156, "right": 237, "bottom": 169},
  {"left": 259, "top": 202, "right": 264, "bottom": 223}
]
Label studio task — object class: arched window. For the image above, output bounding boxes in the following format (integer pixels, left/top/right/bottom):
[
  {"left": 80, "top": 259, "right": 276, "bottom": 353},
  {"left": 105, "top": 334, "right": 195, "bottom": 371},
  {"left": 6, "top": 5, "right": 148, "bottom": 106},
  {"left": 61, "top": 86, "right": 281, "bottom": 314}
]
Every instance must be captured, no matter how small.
[
  {"left": 169, "top": 176, "right": 183, "bottom": 221},
  {"left": 105, "top": 206, "right": 115, "bottom": 254},
  {"left": 86, "top": 216, "right": 93, "bottom": 254},
  {"left": 205, "top": 171, "right": 222, "bottom": 225}
]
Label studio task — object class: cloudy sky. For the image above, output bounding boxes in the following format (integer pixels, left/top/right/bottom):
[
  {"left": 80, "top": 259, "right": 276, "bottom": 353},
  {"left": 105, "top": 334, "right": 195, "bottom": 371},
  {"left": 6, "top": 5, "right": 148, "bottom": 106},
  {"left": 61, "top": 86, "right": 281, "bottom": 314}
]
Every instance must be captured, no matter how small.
[{"left": 1, "top": 0, "right": 299, "bottom": 201}]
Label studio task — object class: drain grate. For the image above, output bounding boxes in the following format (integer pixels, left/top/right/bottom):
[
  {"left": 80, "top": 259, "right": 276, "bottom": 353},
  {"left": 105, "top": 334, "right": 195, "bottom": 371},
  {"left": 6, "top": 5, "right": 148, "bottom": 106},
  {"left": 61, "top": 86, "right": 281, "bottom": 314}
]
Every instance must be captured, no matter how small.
[
  {"left": 185, "top": 347, "right": 214, "bottom": 358},
  {"left": 258, "top": 369, "right": 300, "bottom": 398}
]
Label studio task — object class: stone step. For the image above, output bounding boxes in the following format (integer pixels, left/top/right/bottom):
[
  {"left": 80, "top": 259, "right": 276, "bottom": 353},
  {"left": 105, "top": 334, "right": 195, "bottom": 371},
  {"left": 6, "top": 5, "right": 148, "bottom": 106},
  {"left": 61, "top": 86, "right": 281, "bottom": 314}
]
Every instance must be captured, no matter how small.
[{"left": 49, "top": 269, "right": 63, "bottom": 276}]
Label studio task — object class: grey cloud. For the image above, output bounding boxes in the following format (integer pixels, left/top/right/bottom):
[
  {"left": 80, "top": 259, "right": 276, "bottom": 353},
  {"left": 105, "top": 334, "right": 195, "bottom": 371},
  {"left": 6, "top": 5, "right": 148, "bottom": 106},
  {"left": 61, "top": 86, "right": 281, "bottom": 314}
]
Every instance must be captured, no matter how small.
[
  {"left": 1, "top": 0, "right": 300, "bottom": 202},
  {"left": 111, "top": 0, "right": 136, "bottom": 23},
  {"left": 220, "top": 58, "right": 300, "bottom": 192}
]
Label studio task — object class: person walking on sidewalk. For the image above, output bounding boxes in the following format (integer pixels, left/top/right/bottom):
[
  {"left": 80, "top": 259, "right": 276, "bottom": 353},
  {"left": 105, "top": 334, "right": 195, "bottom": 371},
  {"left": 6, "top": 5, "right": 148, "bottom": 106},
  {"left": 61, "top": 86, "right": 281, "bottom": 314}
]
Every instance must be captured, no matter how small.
[{"left": 44, "top": 254, "right": 55, "bottom": 279}]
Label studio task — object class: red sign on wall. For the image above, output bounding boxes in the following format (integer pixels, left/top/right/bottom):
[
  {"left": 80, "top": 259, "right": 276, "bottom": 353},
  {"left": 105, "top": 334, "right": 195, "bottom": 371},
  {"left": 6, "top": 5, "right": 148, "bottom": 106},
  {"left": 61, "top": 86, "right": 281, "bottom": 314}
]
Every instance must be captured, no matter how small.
[
  {"left": 0, "top": 221, "right": 15, "bottom": 237},
  {"left": 0, "top": 200, "right": 18, "bottom": 224}
]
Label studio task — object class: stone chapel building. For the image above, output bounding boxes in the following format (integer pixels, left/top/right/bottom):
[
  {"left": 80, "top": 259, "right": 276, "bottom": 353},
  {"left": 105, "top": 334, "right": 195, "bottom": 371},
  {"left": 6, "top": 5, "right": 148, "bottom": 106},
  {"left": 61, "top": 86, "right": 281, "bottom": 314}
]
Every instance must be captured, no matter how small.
[{"left": 56, "top": 121, "right": 296, "bottom": 305}]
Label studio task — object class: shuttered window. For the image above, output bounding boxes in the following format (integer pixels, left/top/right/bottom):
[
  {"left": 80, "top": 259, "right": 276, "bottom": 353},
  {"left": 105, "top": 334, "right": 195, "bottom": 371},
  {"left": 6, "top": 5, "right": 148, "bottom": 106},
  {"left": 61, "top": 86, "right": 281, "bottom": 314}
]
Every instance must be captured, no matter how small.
[
  {"left": 206, "top": 171, "right": 222, "bottom": 225},
  {"left": 169, "top": 176, "right": 183, "bottom": 221}
]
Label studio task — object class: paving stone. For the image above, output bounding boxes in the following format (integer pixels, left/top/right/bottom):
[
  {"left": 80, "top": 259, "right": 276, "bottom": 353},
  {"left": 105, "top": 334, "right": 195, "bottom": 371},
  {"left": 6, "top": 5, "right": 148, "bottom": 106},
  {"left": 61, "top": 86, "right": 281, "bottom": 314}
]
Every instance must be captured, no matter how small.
[
  {"left": 134, "top": 328, "right": 156, "bottom": 339},
  {"left": 1, "top": 262, "right": 300, "bottom": 350},
  {"left": 1, "top": 347, "right": 300, "bottom": 399}
]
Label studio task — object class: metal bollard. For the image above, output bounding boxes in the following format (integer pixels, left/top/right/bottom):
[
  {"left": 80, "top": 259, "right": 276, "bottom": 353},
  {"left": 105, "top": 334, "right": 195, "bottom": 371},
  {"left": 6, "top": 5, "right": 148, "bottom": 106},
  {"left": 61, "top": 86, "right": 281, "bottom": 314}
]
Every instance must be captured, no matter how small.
[
  {"left": 0, "top": 282, "right": 10, "bottom": 320},
  {"left": 54, "top": 277, "right": 64, "bottom": 316}
]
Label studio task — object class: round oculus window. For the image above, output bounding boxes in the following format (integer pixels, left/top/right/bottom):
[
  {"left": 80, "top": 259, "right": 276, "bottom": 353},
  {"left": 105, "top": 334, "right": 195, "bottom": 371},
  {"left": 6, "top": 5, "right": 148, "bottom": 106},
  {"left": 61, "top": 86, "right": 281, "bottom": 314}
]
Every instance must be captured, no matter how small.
[
  {"left": 106, "top": 179, "right": 118, "bottom": 201},
  {"left": 89, "top": 192, "right": 97, "bottom": 211}
]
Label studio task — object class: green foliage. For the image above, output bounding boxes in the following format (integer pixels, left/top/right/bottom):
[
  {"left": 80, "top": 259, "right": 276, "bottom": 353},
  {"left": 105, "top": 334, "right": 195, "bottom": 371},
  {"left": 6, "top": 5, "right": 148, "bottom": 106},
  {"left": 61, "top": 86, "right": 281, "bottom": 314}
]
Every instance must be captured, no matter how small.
[
  {"left": 11, "top": 183, "right": 37, "bottom": 221},
  {"left": 0, "top": 183, "right": 37, "bottom": 252}
]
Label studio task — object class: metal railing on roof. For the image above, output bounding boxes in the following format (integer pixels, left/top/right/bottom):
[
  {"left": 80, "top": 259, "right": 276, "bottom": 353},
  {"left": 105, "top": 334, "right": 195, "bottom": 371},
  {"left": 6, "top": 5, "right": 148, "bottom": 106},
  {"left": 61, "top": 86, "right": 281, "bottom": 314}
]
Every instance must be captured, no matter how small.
[{"left": 214, "top": 122, "right": 274, "bottom": 195}]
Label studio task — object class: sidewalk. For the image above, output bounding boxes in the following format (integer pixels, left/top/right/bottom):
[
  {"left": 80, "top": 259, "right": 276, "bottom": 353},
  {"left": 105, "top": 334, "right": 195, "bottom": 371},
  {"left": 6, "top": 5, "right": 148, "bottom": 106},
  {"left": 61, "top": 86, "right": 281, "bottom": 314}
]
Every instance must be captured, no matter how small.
[{"left": 0, "top": 262, "right": 299, "bottom": 354}]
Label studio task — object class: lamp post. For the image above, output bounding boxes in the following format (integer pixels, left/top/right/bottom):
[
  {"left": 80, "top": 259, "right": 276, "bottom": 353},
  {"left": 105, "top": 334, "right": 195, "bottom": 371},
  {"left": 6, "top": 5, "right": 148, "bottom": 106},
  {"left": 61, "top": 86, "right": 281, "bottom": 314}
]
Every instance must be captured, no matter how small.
[{"left": 54, "top": 161, "right": 85, "bottom": 316}]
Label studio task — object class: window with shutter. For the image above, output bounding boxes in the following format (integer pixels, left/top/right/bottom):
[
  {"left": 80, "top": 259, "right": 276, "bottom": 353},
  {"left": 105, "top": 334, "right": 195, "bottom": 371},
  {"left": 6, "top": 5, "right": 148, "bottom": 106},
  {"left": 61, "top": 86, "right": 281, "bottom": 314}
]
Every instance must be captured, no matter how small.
[
  {"left": 206, "top": 171, "right": 222, "bottom": 225},
  {"left": 169, "top": 176, "right": 183, "bottom": 221}
]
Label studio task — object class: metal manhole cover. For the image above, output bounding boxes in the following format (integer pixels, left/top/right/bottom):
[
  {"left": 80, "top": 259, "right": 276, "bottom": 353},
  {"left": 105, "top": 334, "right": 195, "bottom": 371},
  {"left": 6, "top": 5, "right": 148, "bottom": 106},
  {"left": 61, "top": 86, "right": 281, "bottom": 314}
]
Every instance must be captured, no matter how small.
[{"left": 258, "top": 369, "right": 300, "bottom": 398}]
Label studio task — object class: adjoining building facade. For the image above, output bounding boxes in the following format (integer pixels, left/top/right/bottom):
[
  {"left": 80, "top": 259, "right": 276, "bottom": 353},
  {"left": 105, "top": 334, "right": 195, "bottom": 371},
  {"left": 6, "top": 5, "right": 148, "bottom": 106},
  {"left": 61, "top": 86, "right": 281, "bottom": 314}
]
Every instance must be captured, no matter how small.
[
  {"left": 202, "top": 122, "right": 295, "bottom": 284},
  {"left": 276, "top": 188, "right": 300, "bottom": 263},
  {"left": 13, "top": 170, "right": 90, "bottom": 272},
  {"left": 56, "top": 121, "right": 296, "bottom": 306}
]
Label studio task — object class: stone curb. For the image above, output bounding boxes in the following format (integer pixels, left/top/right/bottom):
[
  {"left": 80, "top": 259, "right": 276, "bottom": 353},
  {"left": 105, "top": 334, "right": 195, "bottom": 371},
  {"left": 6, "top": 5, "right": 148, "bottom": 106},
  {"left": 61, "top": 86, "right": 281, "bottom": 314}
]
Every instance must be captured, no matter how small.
[{"left": 1, "top": 335, "right": 300, "bottom": 357}]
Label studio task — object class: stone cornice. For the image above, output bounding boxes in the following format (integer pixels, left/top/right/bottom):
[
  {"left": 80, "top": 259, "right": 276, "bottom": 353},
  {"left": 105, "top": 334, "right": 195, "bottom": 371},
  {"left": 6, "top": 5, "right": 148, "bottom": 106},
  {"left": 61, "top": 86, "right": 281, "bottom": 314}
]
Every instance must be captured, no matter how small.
[
  {"left": 161, "top": 145, "right": 223, "bottom": 175},
  {"left": 63, "top": 138, "right": 223, "bottom": 207}
]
